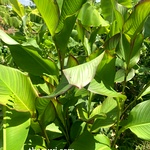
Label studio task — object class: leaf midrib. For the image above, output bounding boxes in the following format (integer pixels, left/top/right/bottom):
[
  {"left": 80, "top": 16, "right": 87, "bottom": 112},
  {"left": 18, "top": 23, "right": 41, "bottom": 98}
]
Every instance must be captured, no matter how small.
[{"left": 0, "top": 73, "right": 30, "bottom": 112}]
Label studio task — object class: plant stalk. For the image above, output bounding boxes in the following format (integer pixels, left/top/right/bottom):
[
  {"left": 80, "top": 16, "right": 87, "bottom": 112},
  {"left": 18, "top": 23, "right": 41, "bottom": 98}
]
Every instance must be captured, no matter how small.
[
  {"left": 111, "top": 98, "right": 122, "bottom": 148},
  {"left": 88, "top": 92, "right": 93, "bottom": 117},
  {"left": 38, "top": 121, "right": 50, "bottom": 147},
  {"left": 122, "top": 80, "right": 150, "bottom": 115}
]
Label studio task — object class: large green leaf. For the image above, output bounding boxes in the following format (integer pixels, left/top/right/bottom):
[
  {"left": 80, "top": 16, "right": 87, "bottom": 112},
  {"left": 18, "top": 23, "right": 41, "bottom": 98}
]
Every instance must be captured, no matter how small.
[
  {"left": 0, "top": 30, "right": 18, "bottom": 45},
  {"left": 33, "top": 0, "right": 59, "bottom": 36},
  {"left": 0, "top": 30, "right": 59, "bottom": 76},
  {"left": 115, "top": 68, "right": 135, "bottom": 83},
  {"left": 91, "top": 97, "right": 119, "bottom": 131},
  {"left": 63, "top": 52, "right": 105, "bottom": 89},
  {"left": 144, "top": 16, "right": 150, "bottom": 38},
  {"left": 42, "top": 76, "right": 72, "bottom": 99},
  {"left": 55, "top": 0, "right": 87, "bottom": 33},
  {"left": 123, "top": 100, "right": 150, "bottom": 140},
  {"left": 118, "top": 0, "right": 132, "bottom": 8},
  {"left": 117, "top": 33, "right": 143, "bottom": 69},
  {"left": 76, "top": 103, "right": 106, "bottom": 123},
  {"left": 36, "top": 98, "right": 56, "bottom": 128},
  {"left": 95, "top": 52, "right": 116, "bottom": 87},
  {"left": 9, "top": 45, "right": 59, "bottom": 76},
  {"left": 69, "top": 130, "right": 111, "bottom": 150},
  {"left": 78, "top": 2, "right": 109, "bottom": 27},
  {"left": 3, "top": 108, "right": 30, "bottom": 150},
  {"left": 9, "top": 0, "right": 25, "bottom": 19},
  {"left": 101, "top": 0, "right": 124, "bottom": 36},
  {"left": 88, "top": 79, "right": 126, "bottom": 99},
  {"left": 0, "top": 65, "right": 37, "bottom": 114},
  {"left": 54, "top": 0, "right": 87, "bottom": 63},
  {"left": 123, "top": 0, "right": 150, "bottom": 38}
]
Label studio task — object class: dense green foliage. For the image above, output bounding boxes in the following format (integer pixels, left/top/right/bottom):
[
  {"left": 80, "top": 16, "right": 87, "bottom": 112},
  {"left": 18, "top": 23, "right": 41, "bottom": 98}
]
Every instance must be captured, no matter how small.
[{"left": 0, "top": 0, "right": 150, "bottom": 149}]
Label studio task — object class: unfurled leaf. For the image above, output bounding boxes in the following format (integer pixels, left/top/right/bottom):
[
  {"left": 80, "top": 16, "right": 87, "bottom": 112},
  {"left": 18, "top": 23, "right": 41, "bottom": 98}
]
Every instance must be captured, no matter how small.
[
  {"left": 0, "top": 65, "right": 37, "bottom": 114},
  {"left": 95, "top": 51, "right": 116, "bottom": 87},
  {"left": 56, "top": 0, "right": 87, "bottom": 33},
  {"left": 9, "top": 0, "right": 25, "bottom": 18},
  {"left": 78, "top": 2, "right": 109, "bottom": 27},
  {"left": 117, "top": 33, "right": 143, "bottom": 69},
  {"left": 69, "top": 130, "right": 111, "bottom": 150},
  {"left": 101, "top": 0, "right": 124, "bottom": 36},
  {"left": 9, "top": 45, "right": 59, "bottom": 76},
  {"left": 3, "top": 108, "right": 30, "bottom": 150},
  {"left": 63, "top": 52, "right": 105, "bottom": 89},
  {"left": 36, "top": 98, "right": 56, "bottom": 128},
  {"left": 88, "top": 79, "right": 126, "bottom": 99},
  {"left": 123, "top": 100, "right": 150, "bottom": 140},
  {"left": 42, "top": 76, "right": 72, "bottom": 99},
  {"left": 54, "top": 0, "right": 86, "bottom": 62},
  {"left": 77, "top": 103, "right": 106, "bottom": 123},
  {"left": 123, "top": 0, "right": 150, "bottom": 38},
  {"left": 0, "top": 30, "right": 59, "bottom": 76},
  {"left": 144, "top": 16, "right": 150, "bottom": 38},
  {"left": 0, "top": 29, "right": 18, "bottom": 45},
  {"left": 118, "top": 0, "right": 132, "bottom": 8},
  {"left": 33, "top": 0, "right": 60, "bottom": 36},
  {"left": 91, "top": 97, "right": 119, "bottom": 131},
  {"left": 115, "top": 68, "right": 135, "bottom": 83}
]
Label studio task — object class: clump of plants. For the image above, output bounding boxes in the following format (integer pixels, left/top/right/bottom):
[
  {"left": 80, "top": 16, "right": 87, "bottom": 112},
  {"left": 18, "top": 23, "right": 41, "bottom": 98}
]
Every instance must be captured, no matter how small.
[{"left": 0, "top": 0, "right": 150, "bottom": 150}]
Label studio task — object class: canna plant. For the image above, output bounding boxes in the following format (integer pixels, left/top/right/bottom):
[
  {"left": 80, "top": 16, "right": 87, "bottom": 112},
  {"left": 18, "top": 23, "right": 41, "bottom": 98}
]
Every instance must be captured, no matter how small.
[{"left": 0, "top": 0, "right": 150, "bottom": 149}]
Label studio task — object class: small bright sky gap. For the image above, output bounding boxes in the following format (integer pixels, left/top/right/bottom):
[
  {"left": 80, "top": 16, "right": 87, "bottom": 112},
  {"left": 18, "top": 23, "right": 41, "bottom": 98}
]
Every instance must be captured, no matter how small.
[
  {"left": 18, "top": 0, "right": 33, "bottom": 6},
  {"left": 18, "top": 0, "right": 101, "bottom": 6}
]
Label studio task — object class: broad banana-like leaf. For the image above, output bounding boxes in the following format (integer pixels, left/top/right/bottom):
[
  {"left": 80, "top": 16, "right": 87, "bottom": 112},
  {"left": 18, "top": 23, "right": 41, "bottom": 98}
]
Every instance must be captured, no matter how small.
[
  {"left": 56, "top": 0, "right": 63, "bottom": 10},
  {"left": 3, "top": 108, "right": 30, "bottom": 150},
  {"left": 78, "top": 2, "right": 109, "bottom": 27},
  {"left": 101, "top": 0, "right": 124, "bottom": 36},
  {"left": 42, "top": 76, "right": 72, "bottom": 99},
  {"left": 36, "top": 98, "right": 56, "bottom": 128},
  {"left": 115, "top": 68, "right": 135, "bottom": 83},
  {"left": 123, "top": 0, "right": 150, "bottom": 38},
  {"left": 88, "top": 79, "right": 126, "bottom": 99},
  {"left": 9, "top": 0, "right": 25, "bottom": 19},
  {"left": 95, "top": 52, "right": 116, "bottom": 87},
  {"left": 144, "top": 16, "right": 150, "bottom": 38},
  {"left": 117, "top": 33, "right": 143, "bottom": 69},
  {"left": 0, "top": 30, "right": 18, "bottom": 45},
  {"left": 51, "top": 99, "right": 65, "bottom": 126},
  {"left": 9, "top": 45, "right": 59, "bottom": 76},
  {"left": 76, "top": 103, "right": 106, "bottom": 123},
  {"left": 54, "top": 0, "right": 87, "bottom": 64},
  {"left": 63, "top": 52, "right": 105, "bottom": 89},
  {"left": 55, "top": 0, "right": 87, "bottom": 33},
  {"left": 0, "top": 30, "right": 59, "bottom": 76},
  {"left": 140, "top": 86, "right": 150, "bottom": 98},
  {"left": 118, "top": 0, "right": 132, "bottom": 8},
  {"left": 0, "top": 0, "right": 9, "bottom": 5},
  {"left": 91, "top": 97, "right": 118, "bottom": 131},
  {"left": 0, "top": 65, "right": 37, "bottom": 114},
  {"left": 69, "top": 131, "right": 111, "bottom": 150},
  {"left": 123, "top": 100, "right": 150, "bottom": 140},
  {"left": 94, "top": 134, "right": 111, "bottom": 150},
  {"left": 33, "top": 0, "right": 60, "bottom": 36}
]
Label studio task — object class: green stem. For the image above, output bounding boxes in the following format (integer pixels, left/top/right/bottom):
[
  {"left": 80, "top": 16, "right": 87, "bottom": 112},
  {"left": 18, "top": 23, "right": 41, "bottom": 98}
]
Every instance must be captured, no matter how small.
[
  {"left": 122, "top": 69, "right": 129, "bottom": 94},
  {"left": 38, "top": 121, "right": 50, "bottom": 147},
  {"left": 122, "top": 80, "right": 150, "bottom": 115},
  {"left": 88, "top": 93, "right": 93, "bottom": 117},
  {"left": 53, "top": 38, "right": 64, "bottom": 73},
  {"left": 111, "top": 98, "right": 122, "bottom": 148}
]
